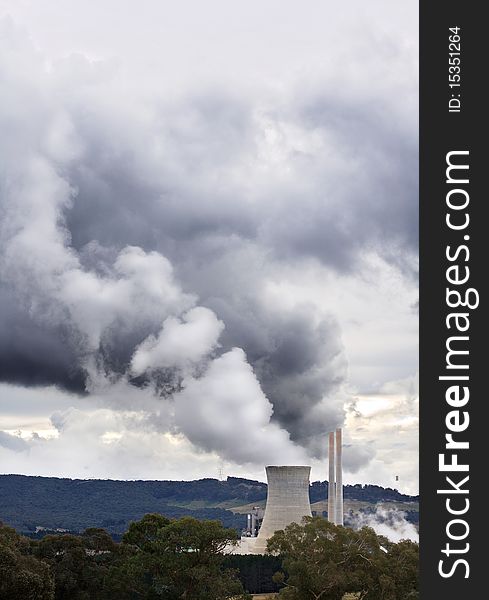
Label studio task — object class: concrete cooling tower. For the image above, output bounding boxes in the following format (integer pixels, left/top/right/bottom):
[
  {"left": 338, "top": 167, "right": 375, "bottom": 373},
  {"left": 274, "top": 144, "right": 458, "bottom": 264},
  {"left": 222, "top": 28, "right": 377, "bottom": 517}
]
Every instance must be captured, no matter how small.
[{"left": 251, "top": 465, "right": 312, "bottom": 554}]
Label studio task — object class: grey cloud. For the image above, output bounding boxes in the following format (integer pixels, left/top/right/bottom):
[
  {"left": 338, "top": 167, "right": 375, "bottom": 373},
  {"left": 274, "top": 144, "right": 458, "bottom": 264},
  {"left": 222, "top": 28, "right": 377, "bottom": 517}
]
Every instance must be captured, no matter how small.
[
  {"left": 0, "top": 286, "right": 86, "bottom": 393},
  {"left": 63, "top": 89, "right": 418, "bottom": 275},
  {"left": 0, "top": 19, "right": 417, "bottom": 467},
  {"left": 262, "top": 94, "right": 418, "bottom": 274},
  {"left": 343, "top": 443, "right": 376, "bottom": 474},
  {"left": 0, "top": 431, "right": 29, "bottom": 452}
]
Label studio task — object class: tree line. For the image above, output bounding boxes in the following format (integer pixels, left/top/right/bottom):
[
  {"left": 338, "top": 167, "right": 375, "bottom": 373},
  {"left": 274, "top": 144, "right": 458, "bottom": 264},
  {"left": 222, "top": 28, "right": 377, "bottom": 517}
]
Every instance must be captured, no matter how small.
[
  {"left": 0, "top": 475, "right": 418, "bottom": 537},
  {"left": 0, "top": 515, "right": 418, "bottom": 599}
]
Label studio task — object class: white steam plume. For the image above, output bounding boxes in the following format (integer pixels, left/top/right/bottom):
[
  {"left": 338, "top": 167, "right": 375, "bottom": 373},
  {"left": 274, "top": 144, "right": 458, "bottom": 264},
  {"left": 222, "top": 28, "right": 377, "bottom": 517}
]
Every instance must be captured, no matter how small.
[{"left": 349, "top": 506, "right": 418, "bottom": 543}]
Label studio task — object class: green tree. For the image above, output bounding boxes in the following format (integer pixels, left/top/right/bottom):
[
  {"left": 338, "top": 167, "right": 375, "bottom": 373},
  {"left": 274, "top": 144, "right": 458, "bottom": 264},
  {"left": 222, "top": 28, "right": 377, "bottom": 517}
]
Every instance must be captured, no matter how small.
[
  {"left": 267, "top": 517, "right": 418, "bottom": 600},
  {"left": 0, "top": 522, "right": 54, "bottom": 600},
  {"left": 380, "top": 540, "right": 419, "bottom": 600},
  {"left": 113, "top": 514, "right": 250, "bottom": 599},
  {"left": 34, "top": 529, "right": 119, "bottom": 600},
  {"left": 123, "top": 513, "right": 172, "bottom": 552},
  {"left": 223, "top": 554, "right": 283, "bottom": 595}
]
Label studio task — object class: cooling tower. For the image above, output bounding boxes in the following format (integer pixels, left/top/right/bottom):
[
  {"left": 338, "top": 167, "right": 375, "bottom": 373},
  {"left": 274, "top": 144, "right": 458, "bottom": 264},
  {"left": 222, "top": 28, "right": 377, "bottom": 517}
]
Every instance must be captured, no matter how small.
[{"left": 252, "top": 465, "right": 312, "bottom": 554}]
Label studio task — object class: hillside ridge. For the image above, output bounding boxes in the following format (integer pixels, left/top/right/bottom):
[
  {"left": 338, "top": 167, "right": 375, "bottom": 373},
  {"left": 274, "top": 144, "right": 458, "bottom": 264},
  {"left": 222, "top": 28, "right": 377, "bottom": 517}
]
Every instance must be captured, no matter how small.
[{"left": 0, "top": 474, "right": 418, "bottom": 537}]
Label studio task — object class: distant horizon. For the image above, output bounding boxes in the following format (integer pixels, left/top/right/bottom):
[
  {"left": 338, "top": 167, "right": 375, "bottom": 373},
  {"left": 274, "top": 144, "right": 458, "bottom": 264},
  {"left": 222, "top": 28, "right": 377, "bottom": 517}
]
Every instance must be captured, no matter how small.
[{"left": 0, "top": 471, "right": 419, "bottom": 497}]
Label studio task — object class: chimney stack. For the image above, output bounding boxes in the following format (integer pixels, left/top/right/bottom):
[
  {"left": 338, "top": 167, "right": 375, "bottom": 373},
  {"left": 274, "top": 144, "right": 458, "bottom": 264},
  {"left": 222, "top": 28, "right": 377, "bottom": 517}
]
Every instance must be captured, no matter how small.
[
  {"left": 327, "top": 432, "right": 336, "bottom": 522},
  {"left": 335, "top": 428, "right": 344, "bottom": 526},
  {"left": 326, "top": 428, "right": 343, "bottom": 525}
]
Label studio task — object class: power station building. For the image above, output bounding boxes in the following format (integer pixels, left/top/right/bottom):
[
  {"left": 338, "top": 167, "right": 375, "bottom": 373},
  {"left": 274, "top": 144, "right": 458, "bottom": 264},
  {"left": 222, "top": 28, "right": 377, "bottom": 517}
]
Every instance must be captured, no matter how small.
[
  {"left": 252, "top": 465, "right": 312, "bottom": 554},
  {"left": 235, "top": 428, "right": 344, "bottom": 554}
]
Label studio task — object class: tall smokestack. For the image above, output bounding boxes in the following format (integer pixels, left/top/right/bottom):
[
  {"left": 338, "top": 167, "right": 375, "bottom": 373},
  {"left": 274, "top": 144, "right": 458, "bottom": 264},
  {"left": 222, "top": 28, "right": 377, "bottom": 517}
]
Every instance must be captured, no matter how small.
[
  {"left": 328, "top": 431, "right": 336, "bottom": 522},
  {"left": 335, "top": 428, "right": 343, "bottom": 526}
]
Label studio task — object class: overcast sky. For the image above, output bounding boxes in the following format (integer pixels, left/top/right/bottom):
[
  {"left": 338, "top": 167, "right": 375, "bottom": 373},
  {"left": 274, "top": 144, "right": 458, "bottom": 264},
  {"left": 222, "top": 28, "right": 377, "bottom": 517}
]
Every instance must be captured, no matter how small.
[{"left": 0, "top": 1, "right": 419, "bottom": 494}]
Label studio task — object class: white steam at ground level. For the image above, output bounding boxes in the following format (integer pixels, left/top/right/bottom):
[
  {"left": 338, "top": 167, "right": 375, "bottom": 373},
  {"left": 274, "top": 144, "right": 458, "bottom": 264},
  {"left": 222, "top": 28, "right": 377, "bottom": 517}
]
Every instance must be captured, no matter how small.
[{"left": 349, "top": 506, "right": 419, "bottom": 543}]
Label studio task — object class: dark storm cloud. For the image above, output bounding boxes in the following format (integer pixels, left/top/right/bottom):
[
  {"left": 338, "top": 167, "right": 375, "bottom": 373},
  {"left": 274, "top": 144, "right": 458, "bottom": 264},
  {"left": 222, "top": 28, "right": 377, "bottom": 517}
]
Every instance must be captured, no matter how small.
[
  {"left": 0, "top": 22, "right": 417, "bottom": 460},
  {"left": 64, "top": 91, "right": 257, "bottom": 254},
  {"left": 52, "top": 86, "right": 417, "bottom": 449},
  {"left": 206, "top": 297, "right": 347, "bottom": 452},
  {"left": 63, "top": 88, "right": 418, "bottom": 276},
  {"left": 261, "top": 93, "right": 418, "bottom": 274},
  {"left": 0, "top": 287, "right": 86, "bottom": 393}
]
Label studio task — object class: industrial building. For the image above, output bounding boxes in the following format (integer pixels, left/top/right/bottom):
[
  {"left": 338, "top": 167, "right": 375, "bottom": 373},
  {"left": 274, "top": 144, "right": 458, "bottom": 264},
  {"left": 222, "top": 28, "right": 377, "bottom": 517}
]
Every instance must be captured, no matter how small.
[{"left": 235, "top": 428, "right": 344, "bottom": 554}]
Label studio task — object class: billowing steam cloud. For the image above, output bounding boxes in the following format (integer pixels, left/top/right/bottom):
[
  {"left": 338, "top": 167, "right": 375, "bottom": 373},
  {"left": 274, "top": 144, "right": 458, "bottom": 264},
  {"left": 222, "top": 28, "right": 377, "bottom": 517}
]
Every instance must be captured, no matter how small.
[
  {"left": 174, "top": 348, "right": 307, "bottom": 465},
  {"left": 349, "top": 507, "right": 419, "bottom": 543},
  {"left": 131, "top": 307, "right": 224, "bottom": 375},
  {"left": 0, "top": 16, "right": 417, "bottom": 471}
]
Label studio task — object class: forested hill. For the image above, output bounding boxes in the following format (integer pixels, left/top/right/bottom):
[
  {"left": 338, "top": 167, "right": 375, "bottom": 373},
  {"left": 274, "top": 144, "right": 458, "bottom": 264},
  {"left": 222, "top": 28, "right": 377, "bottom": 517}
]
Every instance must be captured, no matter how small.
[{"left": 0, "top": 474, "right": 418, "bottom": 537}]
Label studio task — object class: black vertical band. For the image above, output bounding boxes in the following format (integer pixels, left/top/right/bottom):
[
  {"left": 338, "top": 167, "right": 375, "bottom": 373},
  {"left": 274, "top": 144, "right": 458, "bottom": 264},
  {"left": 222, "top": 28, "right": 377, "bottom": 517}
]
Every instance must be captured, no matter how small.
[{"left": 420, "top": 2, "right": 485, "bottom": 596}]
